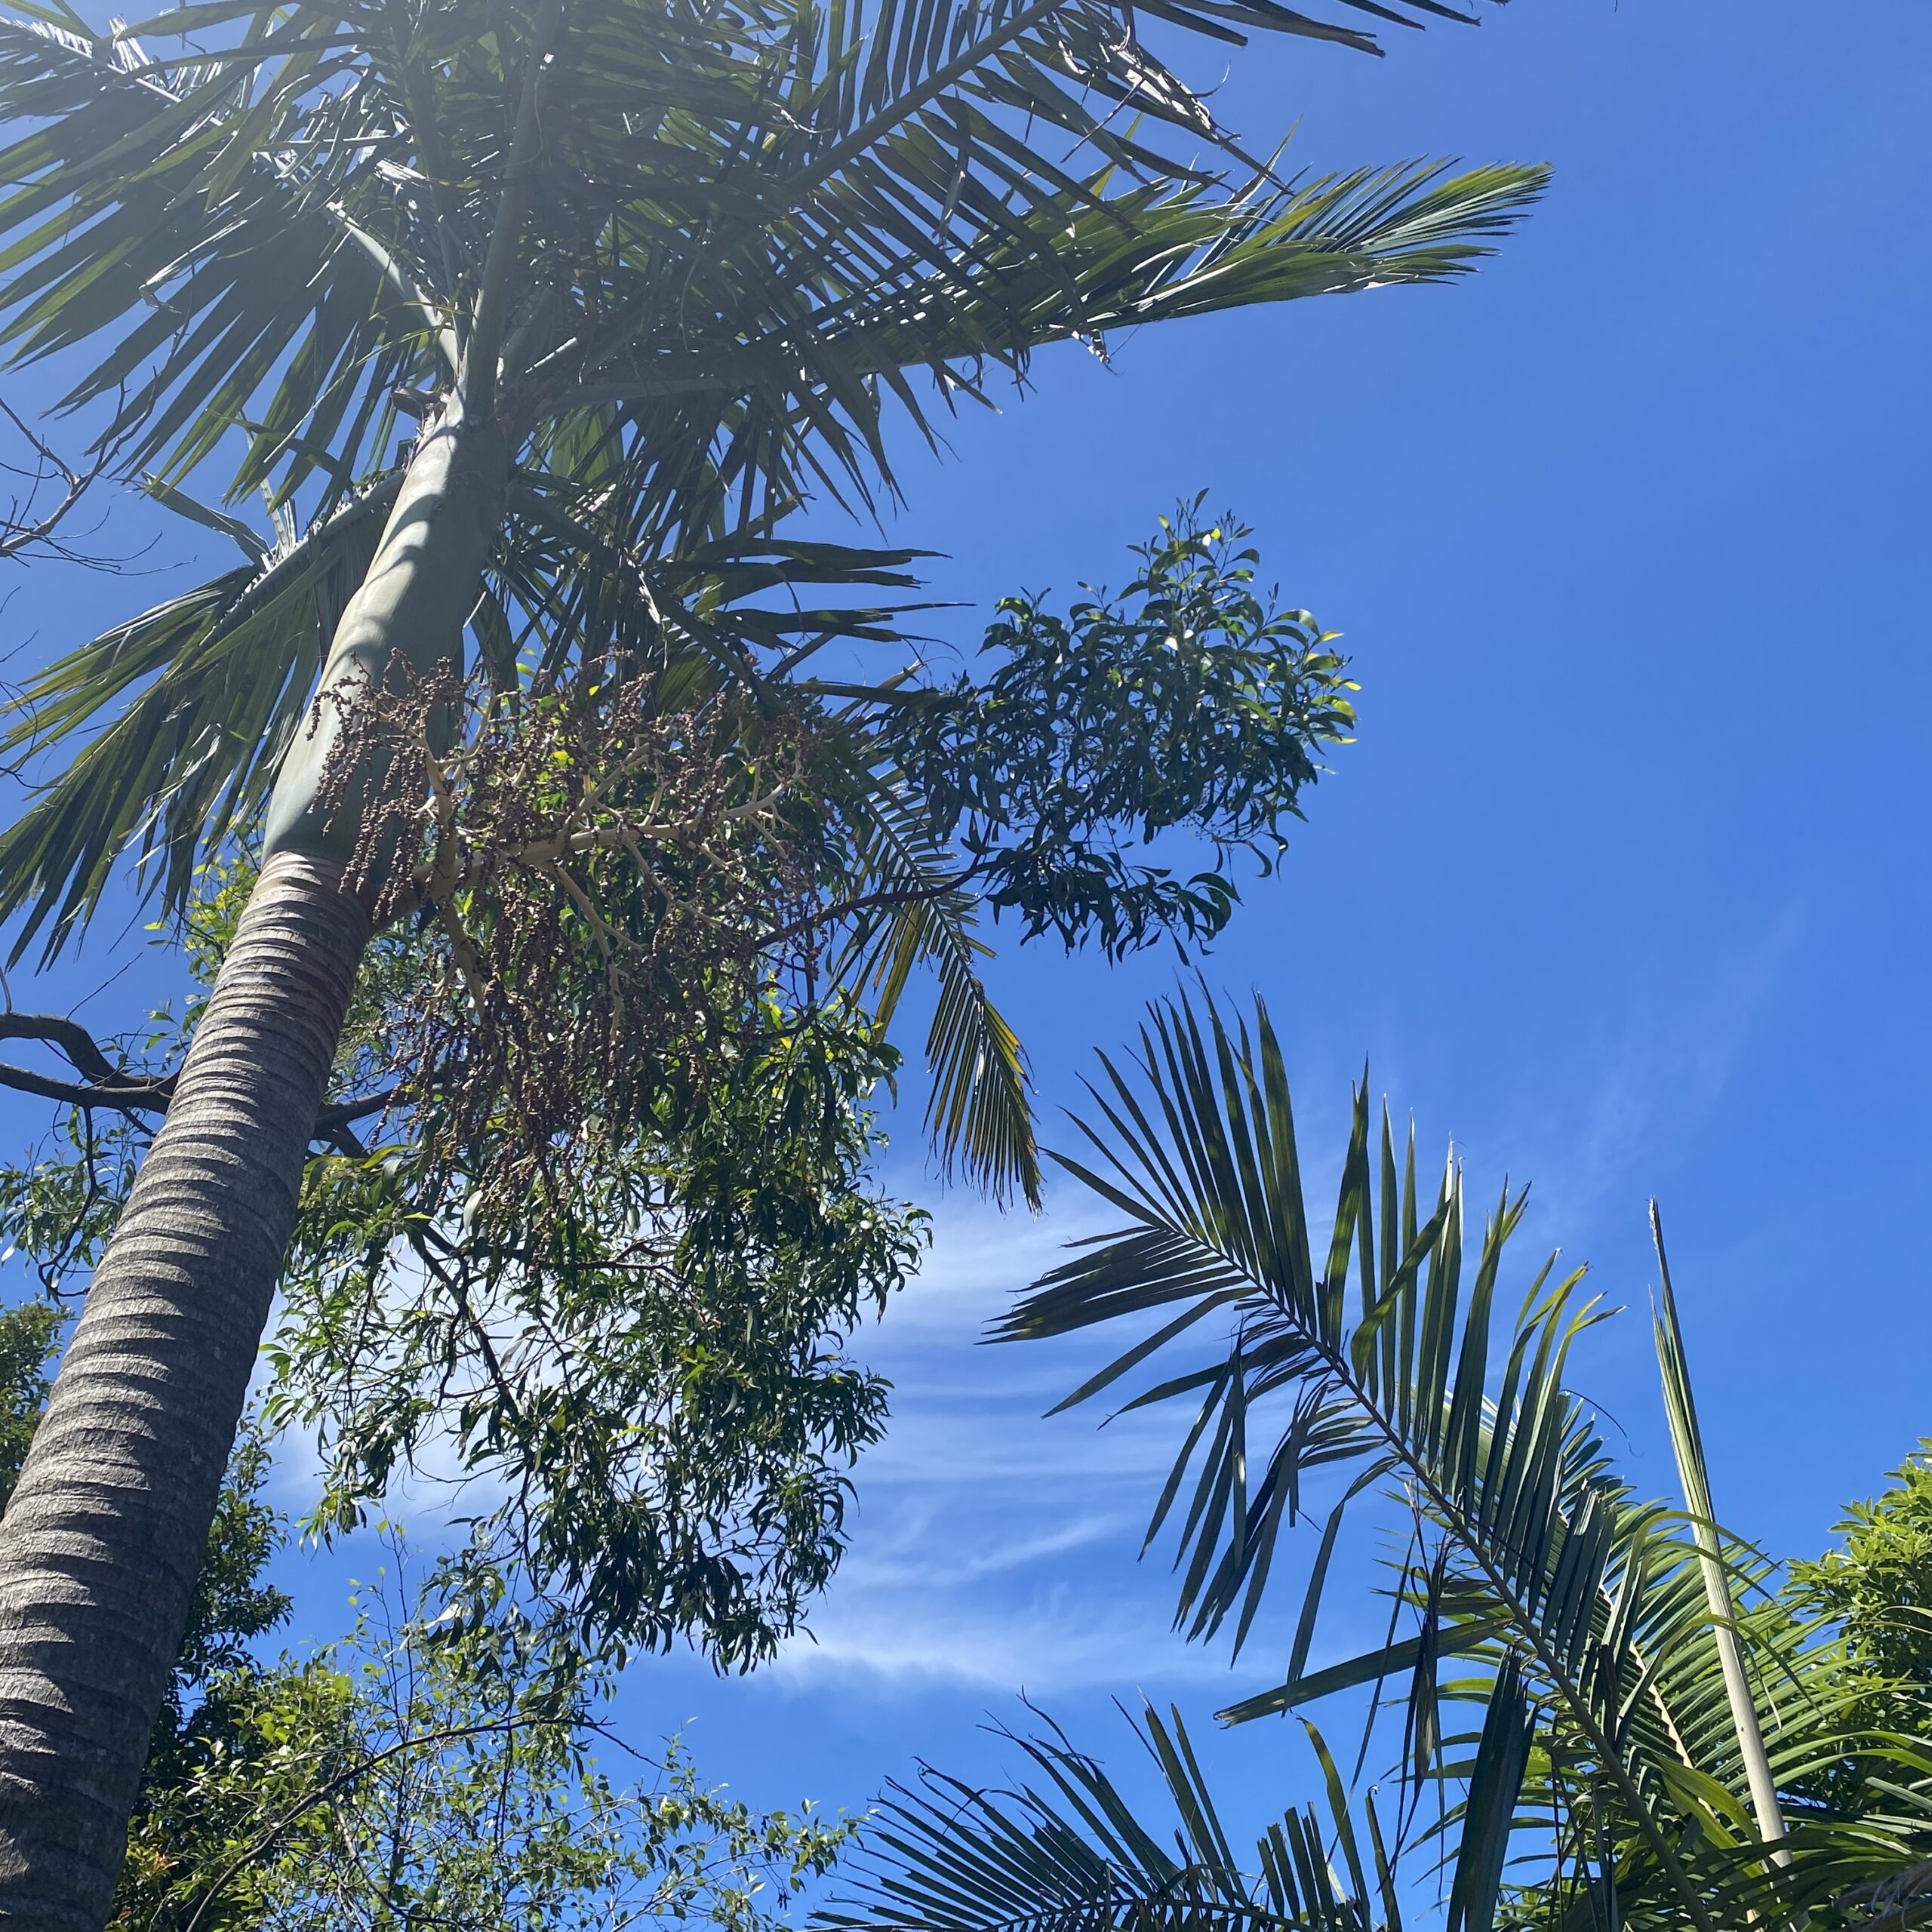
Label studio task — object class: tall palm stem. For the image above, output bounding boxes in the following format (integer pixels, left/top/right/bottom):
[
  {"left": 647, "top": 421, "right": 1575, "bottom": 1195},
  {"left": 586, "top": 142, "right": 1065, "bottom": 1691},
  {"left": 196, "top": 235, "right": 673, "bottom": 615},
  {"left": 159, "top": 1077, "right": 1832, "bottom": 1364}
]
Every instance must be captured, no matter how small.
[
  {"left": 0, "top": 854, "right": 367, "bottom": 1930},
  {"left": 0, "top": 395, "right": 509, "bottom": 1921}
]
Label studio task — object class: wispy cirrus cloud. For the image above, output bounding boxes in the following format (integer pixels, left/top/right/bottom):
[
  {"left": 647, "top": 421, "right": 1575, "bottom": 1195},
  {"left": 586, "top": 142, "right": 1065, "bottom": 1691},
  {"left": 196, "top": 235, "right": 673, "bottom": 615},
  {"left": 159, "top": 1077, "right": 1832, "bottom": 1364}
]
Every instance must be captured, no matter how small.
[{"left": 761, "top": 1190, "right": 1243, "bottom": 1695}]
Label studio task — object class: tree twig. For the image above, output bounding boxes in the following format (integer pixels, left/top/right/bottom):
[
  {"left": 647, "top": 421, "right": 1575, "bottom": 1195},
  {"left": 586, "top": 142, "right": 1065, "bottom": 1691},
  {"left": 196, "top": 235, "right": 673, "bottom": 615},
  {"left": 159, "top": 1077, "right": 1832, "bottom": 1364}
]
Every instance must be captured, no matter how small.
[{"left": 0, "top": 399, "right": 114, "bottom": 566}]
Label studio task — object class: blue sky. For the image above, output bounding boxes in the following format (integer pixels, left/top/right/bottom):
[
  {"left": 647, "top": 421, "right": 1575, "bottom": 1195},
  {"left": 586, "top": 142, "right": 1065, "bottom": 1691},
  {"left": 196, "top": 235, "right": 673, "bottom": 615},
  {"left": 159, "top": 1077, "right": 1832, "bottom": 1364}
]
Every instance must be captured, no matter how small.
[{"left": 2, "top": 0, "right": 1930, "bottom": 1894}]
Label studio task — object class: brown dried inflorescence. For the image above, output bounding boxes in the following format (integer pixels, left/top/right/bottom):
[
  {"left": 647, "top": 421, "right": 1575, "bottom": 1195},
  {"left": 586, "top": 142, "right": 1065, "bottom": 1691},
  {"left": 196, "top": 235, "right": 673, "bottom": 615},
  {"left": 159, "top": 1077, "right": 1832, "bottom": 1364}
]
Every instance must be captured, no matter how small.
[{"left": 314, "top": 663, "right": 826, "bottom": 1222}]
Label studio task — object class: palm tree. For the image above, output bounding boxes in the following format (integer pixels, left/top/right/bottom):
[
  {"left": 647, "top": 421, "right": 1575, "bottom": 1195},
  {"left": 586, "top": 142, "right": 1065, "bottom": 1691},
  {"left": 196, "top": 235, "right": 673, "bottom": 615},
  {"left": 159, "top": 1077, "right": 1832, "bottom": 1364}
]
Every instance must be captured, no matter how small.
[
  {"left": 0, "top": 0, "right": 1540, "bottom": 1915},
  {"left": 822, "top": 990, "right": 1932, "bottom": 1932}
]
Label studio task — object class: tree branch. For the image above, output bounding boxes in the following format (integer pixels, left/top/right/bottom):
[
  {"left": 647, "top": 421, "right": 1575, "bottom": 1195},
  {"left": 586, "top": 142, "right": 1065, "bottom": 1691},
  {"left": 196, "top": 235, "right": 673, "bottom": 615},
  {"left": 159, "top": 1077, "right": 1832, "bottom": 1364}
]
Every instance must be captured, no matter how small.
[
  {"left": 0, "top": 1062, "right": 174, "bottom": 1118},
  {"left": 0, "top": 399, "right": 115, "bottom": 566},
  {"left": 0, "top": 1011, "right": 124, "bottom": 1084},
  {"left": 0, "top": 1012, "right": 395, "bottom": 1143},
  {"left": 0, "top": 1014, "right": 174, "bottom": 1116}
]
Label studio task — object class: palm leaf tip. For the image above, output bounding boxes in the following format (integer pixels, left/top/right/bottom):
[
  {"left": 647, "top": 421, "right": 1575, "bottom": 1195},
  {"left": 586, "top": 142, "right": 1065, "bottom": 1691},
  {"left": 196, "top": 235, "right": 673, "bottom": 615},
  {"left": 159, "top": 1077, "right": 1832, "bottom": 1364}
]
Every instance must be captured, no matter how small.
[
  {"left": 834, "top": 784, "right": 1040, "bottom": 1209},
  {"left": 1325, "top": 158, "right": 1553, "bottom": 288}
]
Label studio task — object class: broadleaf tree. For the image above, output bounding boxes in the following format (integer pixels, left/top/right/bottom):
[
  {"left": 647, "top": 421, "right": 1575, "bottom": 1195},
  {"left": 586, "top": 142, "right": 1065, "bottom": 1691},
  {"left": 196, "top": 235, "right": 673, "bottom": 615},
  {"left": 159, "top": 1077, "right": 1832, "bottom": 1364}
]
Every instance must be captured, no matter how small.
[
  {"left": 5, "top": 1273, "right": 855, "bottom": 1930},
  {"left": 0, "top": 853, "right": 931, "bottom": 1674},
  {"left": 0, "top": 0, "right": 1543, "bottom": 1914},
  {"left": 115, "top": 1553, "right": 858, "bottom": 1932}
]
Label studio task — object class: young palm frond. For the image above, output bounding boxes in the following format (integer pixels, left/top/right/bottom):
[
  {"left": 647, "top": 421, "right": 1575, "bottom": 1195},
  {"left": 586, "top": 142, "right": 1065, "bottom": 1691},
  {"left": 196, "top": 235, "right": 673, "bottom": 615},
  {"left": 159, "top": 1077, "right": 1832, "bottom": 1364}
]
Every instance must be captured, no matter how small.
[{"left": 1650, "top": 1202, "right": 1789, "bottom": 1863}]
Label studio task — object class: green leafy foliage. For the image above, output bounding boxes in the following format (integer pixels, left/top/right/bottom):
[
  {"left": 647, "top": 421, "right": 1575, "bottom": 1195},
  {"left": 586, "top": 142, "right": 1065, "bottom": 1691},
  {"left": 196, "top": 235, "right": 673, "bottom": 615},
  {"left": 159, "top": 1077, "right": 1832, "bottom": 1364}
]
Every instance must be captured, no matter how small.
[
  {"left": 270, "top": 993, "right": 927, "bottom": 1670},
  {"left": 1791, "top": 1444, "right": 1932, "bottom": 1722},
  {"left": 0, "top": 1108, "right": 143, "bottom": 1294},
  {"left": 114, "top": 1549, "right": 854, "bottom": 1932},
  {"left": 1786, "top": 1446, "right": 1932, "bottom": 1817},
  {"left": 0, "top": 1294, "right": 61, "bottom": 1509},
  {"left": 0, "top": 850, "right": 928, "bottom": 1670},
  {"left": 875, "top": 504, "right": 1354, "bottom": 956}
]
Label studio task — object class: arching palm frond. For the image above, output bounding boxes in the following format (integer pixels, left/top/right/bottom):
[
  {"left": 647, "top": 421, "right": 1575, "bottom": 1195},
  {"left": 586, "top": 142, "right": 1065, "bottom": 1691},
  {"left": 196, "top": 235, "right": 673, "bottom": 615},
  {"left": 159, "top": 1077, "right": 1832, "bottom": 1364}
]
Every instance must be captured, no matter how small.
[
  {"left": 0, "top": 464, "right": 933, "bottom": 926},
  {"left": 993, "top": 987, "right": 1932, "bottom": 1931},
  {"left": 0, "top": 10, "right": 428, "bottom": 499},
  {"left": 556, "top": 152, "right": 1549, "bottom": 521},
  {"left": 0, "top": 475, "right": 401, "bottom": 957},
  {"left": 820, "top": 1706, "right": 1398, "bottom": 1932},
  {"left": 2, "top": 0, "right": 1540, "bottom": 531}
]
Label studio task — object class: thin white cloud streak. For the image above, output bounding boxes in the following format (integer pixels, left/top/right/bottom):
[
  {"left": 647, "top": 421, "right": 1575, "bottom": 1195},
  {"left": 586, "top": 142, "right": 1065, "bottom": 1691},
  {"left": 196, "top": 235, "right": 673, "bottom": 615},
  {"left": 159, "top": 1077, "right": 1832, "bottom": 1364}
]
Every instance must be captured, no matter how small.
[
  {"left": 253, "top": 1145, "right": 1329, "bottom": 1699},
  {"left": 764, "top": 1192, "right": 1250, "bottom": 1694},
  {"left": 767, "top": 1586, "right": 1240, "bottom": 1693}
]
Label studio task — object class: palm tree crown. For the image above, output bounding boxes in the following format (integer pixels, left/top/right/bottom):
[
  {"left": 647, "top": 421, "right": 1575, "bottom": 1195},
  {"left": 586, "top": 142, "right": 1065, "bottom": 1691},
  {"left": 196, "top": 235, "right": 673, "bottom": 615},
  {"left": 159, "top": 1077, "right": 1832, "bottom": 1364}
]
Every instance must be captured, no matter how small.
[{"left": 0, "top": 0, "right": 1539, "bottom": 961}]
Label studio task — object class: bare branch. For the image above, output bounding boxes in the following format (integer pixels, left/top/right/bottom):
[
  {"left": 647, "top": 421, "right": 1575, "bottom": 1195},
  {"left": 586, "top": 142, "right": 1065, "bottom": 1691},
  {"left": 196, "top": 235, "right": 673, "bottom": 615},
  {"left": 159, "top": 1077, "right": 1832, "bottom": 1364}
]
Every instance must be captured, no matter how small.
[
  {"left": 0, "top": 1011, "right": 394, "bottom": 1145},
  {"left": 0, "top": 1011, "right": 124, "bottom": 1083},
  {"left": 0, "top": 1013, "right": 175, "bottom": 1116},
  {"left": 0, "top": 399, "right": 115, "bottom": 566}
]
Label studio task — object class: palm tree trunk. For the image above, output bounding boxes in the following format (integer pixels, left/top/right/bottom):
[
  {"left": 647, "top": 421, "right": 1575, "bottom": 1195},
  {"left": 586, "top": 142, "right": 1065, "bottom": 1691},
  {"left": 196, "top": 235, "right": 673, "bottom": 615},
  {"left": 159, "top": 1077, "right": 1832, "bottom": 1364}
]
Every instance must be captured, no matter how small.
[
  {"left": 0, "top": 396, "right": 506, "bottom": 1927},
  {"left": 0, "top": 854, "right": 365, "bottom": 1926}
]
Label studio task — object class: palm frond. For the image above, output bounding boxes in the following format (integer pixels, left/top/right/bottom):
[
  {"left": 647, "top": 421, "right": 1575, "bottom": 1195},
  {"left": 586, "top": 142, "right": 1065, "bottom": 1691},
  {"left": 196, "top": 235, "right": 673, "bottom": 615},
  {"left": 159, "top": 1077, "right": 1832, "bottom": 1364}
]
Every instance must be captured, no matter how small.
[
  {"left": 835, "top": 779, "right": 1039, "bottom": 1206},
  {"left": 0, "top": 474, "right": 398, "bottom": 959},
  {"left": 0, "top": 0, "right": 1540, "bottom": 535},
  {"left": 996, "top": 986, "right": 1932, "bottom": 1932},
  {"left": 1651, "top": 1198, "right": 1790, "bottom": 1861},
  {"left": 0, "top": 12, "right": 420, "bottom": 500},
  {"left": 820, "top": 1706, "right": 1380, "bottom": 1932},
  {"left": 0, "top": 0, "right": 1543, "bottom": 953}
]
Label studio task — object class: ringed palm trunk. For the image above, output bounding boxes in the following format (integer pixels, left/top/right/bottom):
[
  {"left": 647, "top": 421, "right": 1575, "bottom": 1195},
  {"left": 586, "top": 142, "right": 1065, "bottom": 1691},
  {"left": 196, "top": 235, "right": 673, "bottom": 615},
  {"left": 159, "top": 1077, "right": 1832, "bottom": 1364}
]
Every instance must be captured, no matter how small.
[{"left": 0, "top": 397, "right": 506, "bottom": 1928}]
